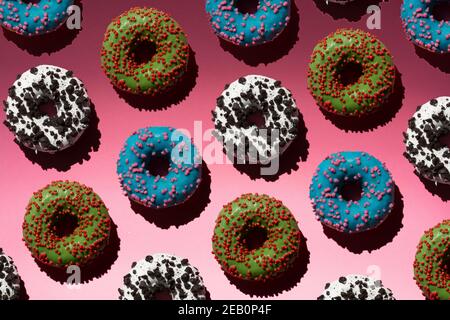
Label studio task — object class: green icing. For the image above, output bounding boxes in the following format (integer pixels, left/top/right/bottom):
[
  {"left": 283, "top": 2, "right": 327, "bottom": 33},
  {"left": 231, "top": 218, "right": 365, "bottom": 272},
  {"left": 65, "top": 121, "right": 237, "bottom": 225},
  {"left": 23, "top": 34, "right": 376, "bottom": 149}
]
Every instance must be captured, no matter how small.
[
  {"left": 212, "top": 194, "right": 301, "bottom": 281},
  {"left": 23, "top": 181, "right": 111, "bottom": 268},
  {"left": 101, "top": 7, "right": 189, "bottom": 95},
  {"left": 307, "top": 28, "right": 395, "bottom": 116}
]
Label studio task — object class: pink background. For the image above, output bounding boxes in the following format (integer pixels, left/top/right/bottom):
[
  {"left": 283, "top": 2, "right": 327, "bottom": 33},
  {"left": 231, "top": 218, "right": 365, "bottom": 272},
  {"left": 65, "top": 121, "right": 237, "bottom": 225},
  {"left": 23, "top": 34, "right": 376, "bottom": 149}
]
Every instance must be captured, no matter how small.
[{"left": 0, "top": 0, "right": 449, "bottom": 300}]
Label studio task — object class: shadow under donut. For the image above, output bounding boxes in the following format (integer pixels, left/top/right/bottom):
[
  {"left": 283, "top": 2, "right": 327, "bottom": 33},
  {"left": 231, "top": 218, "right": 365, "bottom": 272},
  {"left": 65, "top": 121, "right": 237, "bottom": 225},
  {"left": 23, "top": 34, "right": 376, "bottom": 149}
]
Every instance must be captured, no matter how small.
[
  {"left": 114, "top": 46, "right": 199, "bottom": 111},
  {"left": 225, "top": 234, "right": 310, "bottom": 297},
  {"left": 18, "top": 101, "right": 101, "bottom": 172},
  {"left": 323, "top": 185, "right": 404, "bottom": 254},
  {"left": 218, "top": 1, "right": 299, "bottom": 66},
  {"left": 319, "top": 67, "right": 405, "bottom": 132},
  {"left": 232, "top": 113, "right": 309, "bottom": 182},
  {"left": 313, "top": 0, "right": 386, "bottom": 22},
  {"left": 415, "top": 46, "right": 450, "bottom": 74},
  {"left": 2, "top": 0, "right": 83, "bottom": 56},
  {"left": 417, "top": 173, "right": 450, "bottom": 202},
  {"left": 35, "top": 220, "right": 120, "bottom": 284},
  {"left": 18, "top": 278, "right": 29, "bottom": 300},
  {"left": 130, "top": 161, "right": 212, "bottom": 229}
]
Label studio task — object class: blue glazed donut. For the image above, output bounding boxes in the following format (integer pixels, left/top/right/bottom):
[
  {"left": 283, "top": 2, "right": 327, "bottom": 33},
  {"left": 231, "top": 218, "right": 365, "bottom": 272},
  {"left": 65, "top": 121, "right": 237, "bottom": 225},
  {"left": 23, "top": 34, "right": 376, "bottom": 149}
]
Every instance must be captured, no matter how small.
[
  {"left": 0, "top": 0, "right": 74, "bottom": 36},
  {"left": 117, "top": 126, "right": 202, "bottom": 209},
  {"left": 309, "top": 152, "right": 395, "bottom": 233},
  {"left": 401, "top": 0, "right": 450, "bottom": 53},
  {"left": 205, "top": 0, "right": 291, "bottom": 46}
]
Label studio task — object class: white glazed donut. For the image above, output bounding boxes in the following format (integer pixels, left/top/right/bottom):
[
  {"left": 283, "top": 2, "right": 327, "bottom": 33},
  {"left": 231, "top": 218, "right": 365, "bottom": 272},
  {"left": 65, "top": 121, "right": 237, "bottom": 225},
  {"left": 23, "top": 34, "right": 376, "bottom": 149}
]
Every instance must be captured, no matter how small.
[
  {"left": 212, "top": 75, "right": 299, "bottom": 164},
  {"left": 3, "top": 65, "right": 91, "bottom": 153},
  {"left": 404, "top": 97, "right": 450, "bottom": 185},
  {"left": 318, "top": 274, "right": 395, "bottom": 300},
  {"left": 0, "top": 249, "right": 21, "bottom": 300},
  {"left": 118, "top": 253, "right": 207, "bottom": 300}
]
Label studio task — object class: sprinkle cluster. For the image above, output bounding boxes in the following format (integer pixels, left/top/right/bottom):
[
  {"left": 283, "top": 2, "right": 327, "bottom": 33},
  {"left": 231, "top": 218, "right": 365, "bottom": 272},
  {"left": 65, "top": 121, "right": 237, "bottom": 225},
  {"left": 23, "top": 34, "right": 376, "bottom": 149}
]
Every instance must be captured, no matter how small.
[
  {"left": 0, "top": 0, "right": 73, "bottom": 36},
  {"left": 101, "top": 7, "right": 189, "bottom": 96},
  {"left": 22, "top": 181, "right": 111, "bottom": 268},
  {"left": 414, "top": 220, "right": 450, "bottom": 300},
  {"left": 212, "top": 193, "right": 302, "bottom": 281},
  {"left": 117, "top": 126, "right": 202, "bottom": 209},
  {"left": 309, "top": 152, "right": 395, "bottom": 233},
  {"left": 307, "top": 28, "right": 396, "bottom": 116},
  {"left": 205, "top": 0, "right": 291, "bottom": 46},
  {"left": 401, "top": 0, "right": 450, "bottom": 53}
]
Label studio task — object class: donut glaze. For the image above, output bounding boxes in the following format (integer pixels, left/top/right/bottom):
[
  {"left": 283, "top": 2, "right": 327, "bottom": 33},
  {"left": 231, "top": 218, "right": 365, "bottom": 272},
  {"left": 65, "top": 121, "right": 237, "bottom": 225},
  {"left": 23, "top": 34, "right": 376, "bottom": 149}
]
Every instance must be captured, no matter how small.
[
  {"left": 307, "top": 28, "right": 396, "bottom": 116},
  {"left": 212, "top": 193, "right": 302, "bottom": 281},
  {"left": 101, "top": 7, "right": 189, "bottom": 96},
  {"left": 3, "top": 65, "right": 91, "bottom": 153},
  {"left": 310, "top": 152, "right": 395, "bottom": 233},
  {"left": 404, "top": 97, "right": 450, "bottom": 185},
  {"left": 318, "top": 275, "right": 395, "bottom": 300},
  {"left": 205, "top": 0, "right": 291, "bottom": 46},
  {"left": 22, "top": 181, "right": 111, "bottom": 268},
  {"left": 212, "top": 75, "right": 299, "bottom": 164},
  {"left": 119, "top": 254, "right": 207, "bottom": 300},
  {"left": 414, "top": 220, "right": 450, "bottom": 300},
  {"left": 117, "top": 126, "right": 202, "bottom": 209},
  {"left": 0, "top": 0, "right": 74, "bottom": 36},
  {"left": 401, "top": 0, "right": 450, "bottom": 53},
  {"left": 0, "top": 249, "right": 21, "bottom": 300}
]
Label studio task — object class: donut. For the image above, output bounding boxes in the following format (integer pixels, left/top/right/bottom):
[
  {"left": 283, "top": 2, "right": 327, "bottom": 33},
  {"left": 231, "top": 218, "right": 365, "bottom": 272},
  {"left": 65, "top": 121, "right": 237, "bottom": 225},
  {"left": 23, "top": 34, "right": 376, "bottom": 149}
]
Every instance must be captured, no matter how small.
[
  {"left": 0, "top": 249, "right": 21, "bottom": 300},
  {"left": 324, "top": 0, "right": 355, "bottom": 4},
  {"left": 205, "top": 0, "right": 291, "bottom": 47},
  {"left": 212, "top": 193, "right": 302, "bottom": 281},
  {"left": 309, "top": 151, "right": 395, "bottom": 233},
  {"left": 3, "top": 65, "right": 91, "bottom": 154},
  {"left": 22, "top": 181, "right": 111, "bottom": 268},
  {"left": 0, "top": 0, "right": 74, "bottom": 36},
  {"left": 117, "top": 126, "right": 202, "bottom": 209},
  {"left": 101, "top": 7, "right": 189, "bottom": 96},
  {"left": 404, "top": 97, "right": 450, "bottom": 185},
  {"left": 307, "top": 28, "right": 396, "bottom": 116},
  {"left": 119, "top": 253, "right": 207, "bottom": 300},
  {"left": 401, "top": 0, "right": 450, "bottom": 53},
  {"left": 414, "top": 220, "right": 450, "bottom": 300},
  {"left": 318, "top": 275, "right": 395, "bottom": 300},
  {"left": 212, "top": 75, "right": 299, "bottom": 164}
]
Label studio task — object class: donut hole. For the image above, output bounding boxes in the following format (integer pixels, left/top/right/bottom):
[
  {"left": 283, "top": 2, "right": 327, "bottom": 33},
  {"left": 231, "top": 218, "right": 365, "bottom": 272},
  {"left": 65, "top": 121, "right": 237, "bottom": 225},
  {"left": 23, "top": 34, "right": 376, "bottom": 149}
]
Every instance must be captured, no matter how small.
[
  {"left": 130, "top": 39, "right": 157, "bottom": 65},
  {"left": 37, "top": 97, "right": 57, "bottom": 118},
  {"left": 152, "top": 287, "right": 173, "bottom": 300},
  {"left": 339, "top": 180, "right": 363, "bottom": 202},
  {"left": 235, "top": 0, "right": 259, "bottom": 14},
  {"left": 246, "top": 110, "right": 266, "bottom": 129},
  {"left": 431, "top": 2, "right": 450, "bottom": 22},
  {"left": 336, "top": 60, "right": 363, "bottom": 86},
  {"left": 147, "top": 154, "right": 170, "bottom": 177},
  {"left": 50, "top": 212, "right": 79, "bottom": 238},
  {"left": 241, "top": 225, "right": 268, "bottom": 251}
]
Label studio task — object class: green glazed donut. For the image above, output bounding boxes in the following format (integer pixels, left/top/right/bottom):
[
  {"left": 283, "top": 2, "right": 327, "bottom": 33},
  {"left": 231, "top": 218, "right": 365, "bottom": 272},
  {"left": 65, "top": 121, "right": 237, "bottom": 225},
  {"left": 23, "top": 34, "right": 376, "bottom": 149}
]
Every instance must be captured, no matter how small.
[
  {"left": 307, "top": 28, "right": 396, "bottom": 116},
  {"left": 414, "top": 220, "right": 450, "bottom": 300},
  {"left": 212, "top": 194, "right": 302, "bottom": 281},
  {"left": 22, "top": 181, "right": 111, "bottom": 268},
  {"left": 100, "top": 7, "right": 189, "bottom": 96}
]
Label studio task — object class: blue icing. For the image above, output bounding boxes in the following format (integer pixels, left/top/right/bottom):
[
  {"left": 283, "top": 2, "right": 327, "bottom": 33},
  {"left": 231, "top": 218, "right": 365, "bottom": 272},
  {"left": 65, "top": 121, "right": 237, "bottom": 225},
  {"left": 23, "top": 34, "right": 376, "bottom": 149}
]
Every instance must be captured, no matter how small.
[
  {"left": 309, "top": 152, "right": 395, "bottom": 233},
  {"left": 0, "top": 0, "right": 73, "bottom": 36},
  {"left": 117, "top": 126, "right": 202, "bottom": 209},
  {"left": 205, "top": 0, "right": 291, "bottom": 46},
  {"left": 401, "top": 0, "right": 450, "bottom": 53}
]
